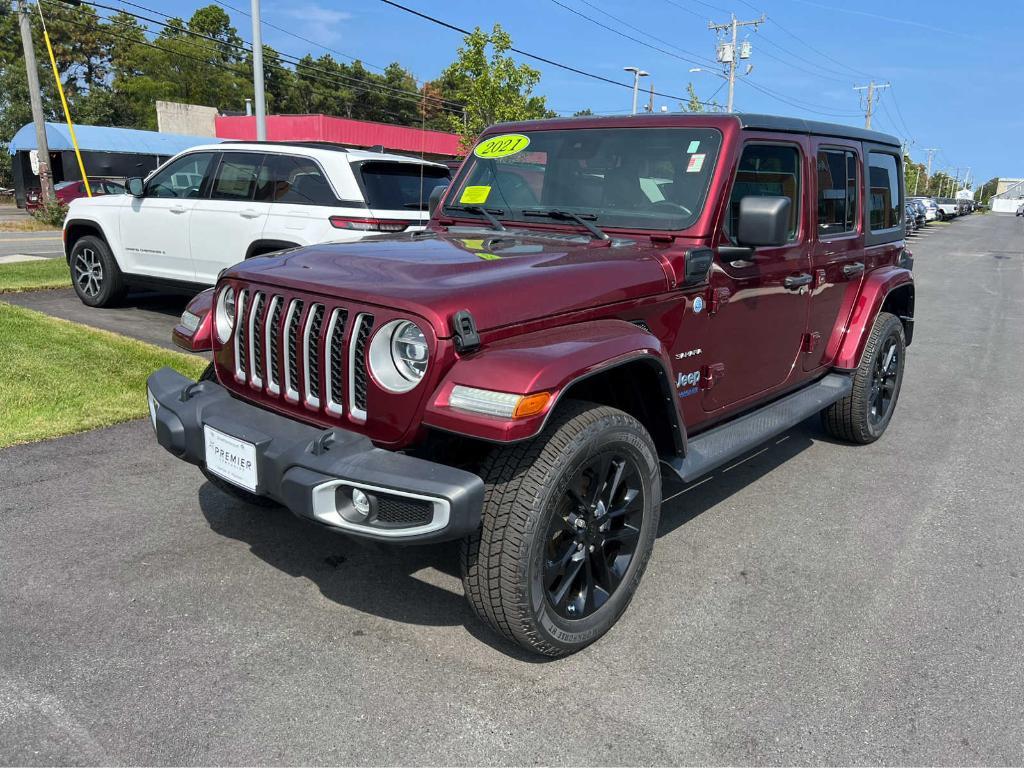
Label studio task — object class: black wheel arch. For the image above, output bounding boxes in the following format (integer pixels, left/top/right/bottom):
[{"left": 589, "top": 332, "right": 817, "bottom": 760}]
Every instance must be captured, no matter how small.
[
  {"left": 245, "top": 239, "right": 301, "bottom": 260},
  {"left": 64, "top": 219, "right": 109, "bottom": 261},
  {"left": 881, "top": 283, "right": 915, "bottom": 346}
]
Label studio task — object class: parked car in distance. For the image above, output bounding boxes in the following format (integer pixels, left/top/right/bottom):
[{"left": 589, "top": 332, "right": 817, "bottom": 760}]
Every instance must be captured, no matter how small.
[
  {"left": 934, "top": 197, "right": 959, "bottom": 220},
  {"left": 1017, "top": 202, "right": 1024, "bottom": 217},
  {"left": 63, "top": 142, "right": 451, "bottom": 306},
  {"left": 904, "top": 203, "right": 918, "bottom": 235},
  {"left": 909, "top": 199, "right": 927, "bottom": 228},
  {"left": 909, "top": 196, "right": 939, "bottom": 222},
  {"left": 24, "top": 178, "right": 125, "bottom": 212},
  {"left": 150, "top": 113, "right": 915, "bottom": 656}
]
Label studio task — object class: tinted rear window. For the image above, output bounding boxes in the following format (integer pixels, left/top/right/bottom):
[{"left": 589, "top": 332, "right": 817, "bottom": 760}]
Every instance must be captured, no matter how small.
[{"left": 357, "top": 161, "right": 450, "bottom": 210}]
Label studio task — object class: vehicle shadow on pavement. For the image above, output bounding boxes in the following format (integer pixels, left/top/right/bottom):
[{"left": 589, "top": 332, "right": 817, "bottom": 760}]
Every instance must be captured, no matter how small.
[{"left": 197, "top": 419, "right": 821, "bottom": 659}]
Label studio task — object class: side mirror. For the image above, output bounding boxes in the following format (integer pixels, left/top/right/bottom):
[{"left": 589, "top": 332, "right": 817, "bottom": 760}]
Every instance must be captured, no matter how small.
[
  {"left": 126, "top": 177, "right": 144, "bottom": 198},
  {"left": 428, "top": 183, "right": 449, "bottom": 218},
  {"left": 737, "top": 195, "right": 791, "bottom": 248}
]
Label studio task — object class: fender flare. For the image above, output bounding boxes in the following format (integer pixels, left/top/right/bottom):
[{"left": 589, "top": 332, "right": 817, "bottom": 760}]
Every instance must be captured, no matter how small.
[
  {"left": 63, "top": 217, "right": 109, "bottom": 261},
  {"left": 422, "top": 318, "right": 684, "bottom": 450},
  {"left": 834, "top": 266, "right": 914, "bottom": 370}
]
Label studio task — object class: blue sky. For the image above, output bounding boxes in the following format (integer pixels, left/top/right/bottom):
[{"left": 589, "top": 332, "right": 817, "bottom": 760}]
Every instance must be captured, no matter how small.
[{"left": 149, "top": 0, "right": 1023, "bottom": 184}]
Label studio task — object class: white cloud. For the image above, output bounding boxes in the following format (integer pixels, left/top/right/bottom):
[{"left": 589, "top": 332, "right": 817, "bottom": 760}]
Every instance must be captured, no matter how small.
[{"left": 280, "top": 4, "right": 352, "bottom": 45}]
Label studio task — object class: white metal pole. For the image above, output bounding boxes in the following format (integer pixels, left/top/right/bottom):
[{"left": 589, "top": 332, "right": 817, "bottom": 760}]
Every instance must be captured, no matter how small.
[{"left": 250, "top": 0, "right": 267, "bottom": 141}]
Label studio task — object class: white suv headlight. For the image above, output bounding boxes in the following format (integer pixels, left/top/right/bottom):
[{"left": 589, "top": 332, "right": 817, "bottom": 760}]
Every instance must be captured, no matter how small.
[
  {"left": 368, "top": 319, "right": 428, "bottom": 393},
  {"left": 215, "top": 286, "right": 236, "bottom": 344}
]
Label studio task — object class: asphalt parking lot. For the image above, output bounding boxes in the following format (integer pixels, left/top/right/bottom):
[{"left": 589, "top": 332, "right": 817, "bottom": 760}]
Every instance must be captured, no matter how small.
[{"left": 2, "top": 214, "right": 1023, "bottom": 765}]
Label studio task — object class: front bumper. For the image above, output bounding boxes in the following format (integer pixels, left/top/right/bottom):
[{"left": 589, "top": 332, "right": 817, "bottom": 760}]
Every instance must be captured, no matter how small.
[{"left": 146, "top": 367, "right": 484, "bottom": 543}]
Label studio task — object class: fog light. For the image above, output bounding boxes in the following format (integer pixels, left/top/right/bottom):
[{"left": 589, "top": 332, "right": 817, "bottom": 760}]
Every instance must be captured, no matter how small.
[{"left": 352, "top": 488, "right": 371, "bottom": 516}]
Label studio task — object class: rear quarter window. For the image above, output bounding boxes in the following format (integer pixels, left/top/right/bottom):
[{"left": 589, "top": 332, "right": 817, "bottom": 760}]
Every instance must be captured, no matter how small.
[
  {"left": 868, "top": 152, "right": 902, "bottom": 232},
  {"left": 357, "top": 161, "right": 451, "bottom": 210}
]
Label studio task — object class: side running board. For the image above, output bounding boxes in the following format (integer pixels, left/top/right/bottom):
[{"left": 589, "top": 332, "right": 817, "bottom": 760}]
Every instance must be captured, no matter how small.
[{"left": 664, "top": 373, "right": 853, "bottom": 483}]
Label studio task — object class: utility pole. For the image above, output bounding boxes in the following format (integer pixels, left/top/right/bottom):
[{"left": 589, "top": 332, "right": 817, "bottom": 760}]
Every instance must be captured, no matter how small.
[
  {"left": 17, "top": 0, "right": 53, "bottom": 203},
  {"left": 921, "top": 147, "right": 938, "bottom": 196},
  {"left": 250, "top": 0, "right": 267, "bottom": 140},
  {"left": 708, "top": 13, "right": 764, "bottom": 112},
  {"left": 853, "top": 81, "right": 890, "bottom": 130},
  {"left": 623, "top": 66, "right": 649, "bottom": 115}
]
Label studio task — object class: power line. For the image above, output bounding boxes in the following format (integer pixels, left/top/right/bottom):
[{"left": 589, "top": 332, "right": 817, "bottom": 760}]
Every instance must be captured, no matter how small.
[
  {"left": 738, "top": 78, "right": 863, "bottom": 119},
  {"left": 548, "top": 0, "right": 717, "bottom": 69},
  {"left": 87, "top": 0, "right": 465, "bottom": 111},
  {"left": 375, "top": 0, "right": 695, "bottom": 104}
]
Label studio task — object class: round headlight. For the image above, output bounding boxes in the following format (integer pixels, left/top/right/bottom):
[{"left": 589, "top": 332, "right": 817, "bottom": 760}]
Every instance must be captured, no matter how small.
[
  {"left": 215, "top": 286, "right": 236, "bottom": 344},
  {"left": 367, "top": 319, "right": 429, "bottom": 393}
]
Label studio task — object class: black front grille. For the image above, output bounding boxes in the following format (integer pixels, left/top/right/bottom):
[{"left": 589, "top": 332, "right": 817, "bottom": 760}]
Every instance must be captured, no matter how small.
[
  {"left": 269, "top": 298, "right": 283, "bottom": 386},
  {"left": 328, "top": 309, "right": 348, "bottom": 408},
  {"left": 375, "top": 495, "right": 433, "bottom": 528},
  {"left": 286, "top": 299, "right": 304, "bottom": 394},
  {"left": 250, "top": 293, "right": 266, "bottom": 380},
  {"left": 307, "top": 305, "right": 324, "bottom": 401},
  {"left": 352, "top": 315, "right": 374, "bottom": 413},
  {"left": 236, "top": 291, "right": 249, "bottom": 375}
]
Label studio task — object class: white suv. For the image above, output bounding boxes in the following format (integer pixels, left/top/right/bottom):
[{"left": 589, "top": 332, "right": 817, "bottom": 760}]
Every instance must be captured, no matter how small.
[{"left": 63, "top": 142, "right": 451, "bottom": 307}]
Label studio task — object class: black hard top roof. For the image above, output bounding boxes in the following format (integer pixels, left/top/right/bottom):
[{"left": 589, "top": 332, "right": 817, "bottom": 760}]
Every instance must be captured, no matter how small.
[{"left": 735, "top": 113, "right": 901, "bottom": 147}]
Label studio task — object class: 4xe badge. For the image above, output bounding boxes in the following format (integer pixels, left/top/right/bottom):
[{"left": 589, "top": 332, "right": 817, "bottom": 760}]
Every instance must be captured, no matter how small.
[
  {"left": 692, "top": 296, "right": 704, "bottom": 314},
  {"left": 676, "top": 370, "right": 701, "bottom": 398}
]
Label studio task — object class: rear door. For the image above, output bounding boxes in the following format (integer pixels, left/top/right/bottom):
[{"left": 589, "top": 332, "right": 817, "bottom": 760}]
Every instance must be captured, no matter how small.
[
  {"left": 702, "top": 137, "right": 813, "bottom": 413},
  {"left": 354, "top": 160, "right": 450, "bottom": 230},
  {"left": 190, "top": 151, "right": 271, "bottom": 284},
  {"left": 260, "top": 153, "right": 355, "bottom": 243},
  {"left": 119, "top": 151, "right": 216, "bottom": 282},
  {"left": 804, "top": 141, "right": 865, "bottom": 372}
]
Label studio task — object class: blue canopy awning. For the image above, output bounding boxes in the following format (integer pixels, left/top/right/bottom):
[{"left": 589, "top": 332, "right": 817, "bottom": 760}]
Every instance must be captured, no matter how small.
[{"left": 8, "top": 122, "right": 221, "bottom": 156}]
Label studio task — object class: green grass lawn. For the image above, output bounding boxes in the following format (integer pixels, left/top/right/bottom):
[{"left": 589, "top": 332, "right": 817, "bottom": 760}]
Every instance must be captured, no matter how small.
[
  {"left": 0, "top": 258, "right": 71, "bottom": 293},
  {"left": 0, "top": 302, "right": 208, "bottom": 448}
]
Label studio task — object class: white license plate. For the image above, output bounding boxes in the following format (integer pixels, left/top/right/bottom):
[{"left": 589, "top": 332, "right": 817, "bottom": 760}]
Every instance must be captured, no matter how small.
[{"left": 204, "top": 426, "right": 258, "bottom": 492}]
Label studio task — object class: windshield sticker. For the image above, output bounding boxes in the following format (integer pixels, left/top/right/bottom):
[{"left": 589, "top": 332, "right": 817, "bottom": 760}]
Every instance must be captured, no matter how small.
[
  {"left": 687, "top": 140, "right": 701, "bottom": 154},
  {"left": 459, "top": 185, "right": 491, "bottom": 205},
  {"left": 474, "top": 133, "right": 531, "bottom": 159},
  {"left": 477, "top": 252, "right": 501, "bottom": 261},
  {"left": 459, "top": 238, "right": 486, "bottom": 251},
  {"left": 687, "top": 154, "right": 706, "bottom": 173}
]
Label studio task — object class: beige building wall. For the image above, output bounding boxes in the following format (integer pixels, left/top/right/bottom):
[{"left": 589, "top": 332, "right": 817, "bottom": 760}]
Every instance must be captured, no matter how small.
[{"left": 156, "top": 101, "right": 218, "bottom": 137}]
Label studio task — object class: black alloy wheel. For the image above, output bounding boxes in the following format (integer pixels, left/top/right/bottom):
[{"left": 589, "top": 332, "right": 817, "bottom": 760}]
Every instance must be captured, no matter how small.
[
  {"left": 868, "top": 335, "right": 900, "bottom": 428},
  {"left": 543, "top": 450, "right": 645, "bottom": 620}
]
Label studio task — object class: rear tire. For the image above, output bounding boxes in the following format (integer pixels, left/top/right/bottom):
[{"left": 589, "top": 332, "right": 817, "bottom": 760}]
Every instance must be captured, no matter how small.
[
  {"left": 461, "top": 401, "right": 661, "bottom": 657},
  {"left": 822, "top": 311, "right": 906, "bottom": 444},
  {"left": 69, "top": 235, "right": 126, "bottom": 307},
  {"left": 196, "top": 363, "right": 280, "bottom": 508}
]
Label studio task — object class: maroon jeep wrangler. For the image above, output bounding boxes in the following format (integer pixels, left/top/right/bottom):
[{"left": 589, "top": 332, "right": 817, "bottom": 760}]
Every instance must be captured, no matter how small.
[{"left": 148, "top": 114, "right": 914, "bottom": 656}]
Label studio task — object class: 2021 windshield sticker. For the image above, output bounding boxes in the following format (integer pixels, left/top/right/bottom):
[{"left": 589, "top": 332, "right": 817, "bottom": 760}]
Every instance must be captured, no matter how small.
[
  {"left": 460, "top": 186, "right": 491, "bottom": 205},
  {"left": 474, "top": 134, "right": 531, "bottom": 159}
]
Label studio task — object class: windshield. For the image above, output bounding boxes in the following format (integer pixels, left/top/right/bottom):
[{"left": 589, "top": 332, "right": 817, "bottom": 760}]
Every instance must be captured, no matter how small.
[{"left": 447, "top": 126, "right": 722, "bottom": 231}]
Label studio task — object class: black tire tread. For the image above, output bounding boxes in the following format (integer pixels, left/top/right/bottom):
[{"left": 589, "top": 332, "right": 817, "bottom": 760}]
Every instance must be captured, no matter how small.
[
  {"left": 461, "top": 401, "right": 657, "bottom": 657},
  {"left": 822, "top": 311, "right": 905, "bottom": 444}
]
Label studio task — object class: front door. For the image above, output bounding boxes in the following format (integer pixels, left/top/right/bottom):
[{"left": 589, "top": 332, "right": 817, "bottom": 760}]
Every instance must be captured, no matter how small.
[
  {"left": 804, "top": 141, "right": 865, "bottom": 371},
  {"left": 702, "top": 139, "right": 812, "bottom": 413},
  {"left": 119, "top": 151, "right": 216, "bottom": 283}
]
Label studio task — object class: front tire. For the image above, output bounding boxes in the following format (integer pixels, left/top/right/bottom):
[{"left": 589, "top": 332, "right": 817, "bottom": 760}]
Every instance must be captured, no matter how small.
[
  {"left": 461, "top": 402, "right": 661, "bottom": 657},
  {"left": 69, "top": 235, "right": 126, "bottom": 307},
  {"left": 822, "top": 311, "right": 906, "bottom": 444}
]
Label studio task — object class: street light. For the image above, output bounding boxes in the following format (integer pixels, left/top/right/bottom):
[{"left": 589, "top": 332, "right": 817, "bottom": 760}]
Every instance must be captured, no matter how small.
[{"left": 623, "top": 66, "right": 649, "bottom": 115}]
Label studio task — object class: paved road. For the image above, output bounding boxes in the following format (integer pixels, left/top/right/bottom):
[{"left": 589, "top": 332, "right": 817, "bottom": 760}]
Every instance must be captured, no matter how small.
[
  {"left": 2, "top": 214, "right": 1023, "bottom": 765},
  {"left": 3, "top": 287, "right": 189, "bottom": 352},
  {"left": 0, "top": 230, "right": 64, "bottom": 260}
]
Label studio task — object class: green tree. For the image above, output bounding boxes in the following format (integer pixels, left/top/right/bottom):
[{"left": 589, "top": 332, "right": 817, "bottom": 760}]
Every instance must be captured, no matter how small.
[
  {"left": 572, "top": 108, "right": 593, "bottom": 117},
  {"left": 439, "top": 24, "right": 553, "bottom": 148}
]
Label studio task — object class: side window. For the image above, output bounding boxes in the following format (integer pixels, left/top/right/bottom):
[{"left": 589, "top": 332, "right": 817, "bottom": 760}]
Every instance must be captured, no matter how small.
[
  {"left": 817, "top": 149, "right": 859, "bottom": 236},
  {"left": 727, "top": 143, "right": 801, "bottom": 241},
  {"left": 868, "top": 152, "right": 901, "bottom": 231},
  {"left": 146, "top": 152, "right": 215, "bottom": 199},
  {"left": 255, "top": 155, "right": 338, "bottom": 206},
  {"left": 211, "top": 153, "right": 264, "bottom": 202}
]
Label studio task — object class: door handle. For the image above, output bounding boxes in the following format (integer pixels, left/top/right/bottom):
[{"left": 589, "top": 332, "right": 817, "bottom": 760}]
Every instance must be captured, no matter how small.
[
  {"left": 240, "top": 209, "right": 261, "bottom": 219},
  {"left": 842, "top": 261, "right": 865, "bottom": 278},
  {"left": 783, "top": 273, "right": 813, "bottom": 290},
  {"left": 169, "top": 205, "right": 187, "bottom": 214}
]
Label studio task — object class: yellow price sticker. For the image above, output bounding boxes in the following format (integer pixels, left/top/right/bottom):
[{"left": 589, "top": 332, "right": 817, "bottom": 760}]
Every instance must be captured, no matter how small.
[
  {"left": 473, "top": 133, "right": 531, "bottom": 159},
  {"left": 477, "top": 253, "right": 502, "bottom": 261},
  {"left": 459, "top": 239, "right": 486, "bottom": 251},
  {"left": 460, "top": 185, "right": 491, "bottom": 205}
]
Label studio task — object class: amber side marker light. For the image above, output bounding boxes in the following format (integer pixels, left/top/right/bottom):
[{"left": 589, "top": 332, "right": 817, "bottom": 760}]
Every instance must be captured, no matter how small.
[{"left": 513, "top": 392, "right": 551, "bottom": 419}]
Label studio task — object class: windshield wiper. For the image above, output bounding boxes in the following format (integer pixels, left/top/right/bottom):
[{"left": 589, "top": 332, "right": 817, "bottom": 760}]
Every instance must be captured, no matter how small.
[
  {"left": 521, "top": 209, "right": 610, "bottom": 241},
  {"left": 445, "top": 204, "right": 506, "bottom": 231}
]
